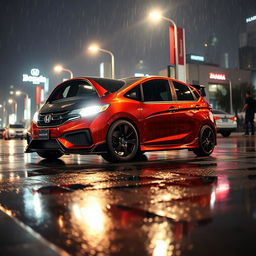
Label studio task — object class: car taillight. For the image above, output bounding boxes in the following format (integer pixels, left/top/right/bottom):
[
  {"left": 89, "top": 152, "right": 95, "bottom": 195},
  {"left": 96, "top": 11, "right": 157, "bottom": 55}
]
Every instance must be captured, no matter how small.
[
  {"left": 230, "top": 116, "right": 237, "bottom": 121},
  {"left": 214, "top": 116, "right": 221, "bottom": 120}
]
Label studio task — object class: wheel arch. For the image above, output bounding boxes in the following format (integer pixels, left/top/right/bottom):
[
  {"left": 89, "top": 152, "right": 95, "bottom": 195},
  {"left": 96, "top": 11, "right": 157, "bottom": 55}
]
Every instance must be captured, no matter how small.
[{"left": 106, "top": 117, "right": 142, "bottom": 150}]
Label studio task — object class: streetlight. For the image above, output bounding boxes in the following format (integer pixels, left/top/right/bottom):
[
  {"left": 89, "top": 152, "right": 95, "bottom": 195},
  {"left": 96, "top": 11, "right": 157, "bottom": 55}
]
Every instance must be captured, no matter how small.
[
  {"left": 227, "top": 79, "right": 233, "bottom": 114},
  {"left": 8, "top": 99, "right": 18, "bottom": 123},
  {"left": 54, "top": 65, "right": 74, "bottom": 79},
  {"left": 15, "top": 91, "right": 30, "bottom": 120},
  {"left": 149, "top": 10, "right": 179, "bottom": 79},
  {"left": 88, "top": 44, "right": 115, "bottom": 79}
]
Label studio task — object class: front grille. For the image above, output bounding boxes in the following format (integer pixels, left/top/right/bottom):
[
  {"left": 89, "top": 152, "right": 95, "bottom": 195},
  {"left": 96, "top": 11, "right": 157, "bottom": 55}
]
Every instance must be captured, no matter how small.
[
  {"left": 37, "top": 112, "right": 80, "bottom": 127},
  {"left": 63, "top": 131, "right": 92, "bottom": 146}
]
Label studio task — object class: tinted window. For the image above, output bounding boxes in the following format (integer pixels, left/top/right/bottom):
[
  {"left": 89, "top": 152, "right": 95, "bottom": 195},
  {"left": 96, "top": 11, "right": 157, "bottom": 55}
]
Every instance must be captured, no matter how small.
[
  {"left": 173, "top": 81, "right": 194, "bottom": 101},
  {"left": 125, "top": 86, "right": 141, "bottom": 101},
  {"left": 10, "top": 124, "right": 24, "bottom": 128},
  {"left": 142, "top": 79, "right": 171, "bottom": 102},
  {"left": 191, "top": 87, "right": 200, "bottom": 100},
  {"left": 49, "top": 80, "right": 98, "bottom": 102},
  {"left": 91, "top": 78, "right": 125, "bottom": 93}
]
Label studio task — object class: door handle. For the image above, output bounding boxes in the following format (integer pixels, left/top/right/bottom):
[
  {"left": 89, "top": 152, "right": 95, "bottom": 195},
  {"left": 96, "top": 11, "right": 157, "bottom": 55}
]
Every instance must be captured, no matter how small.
[
  {"left": 195, "top": 105, "right": 200, "bottom": 109},
  {"left": 169, "top": 106, "right": 177, "bottom": 112}
]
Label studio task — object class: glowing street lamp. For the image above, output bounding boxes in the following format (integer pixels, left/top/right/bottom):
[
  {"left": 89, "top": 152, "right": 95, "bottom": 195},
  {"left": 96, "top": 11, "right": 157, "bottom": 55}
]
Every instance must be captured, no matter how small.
[
  {"left": 149, "top": 10, "right": 179, "bottom": 79},
  {"left": 54, "top": 65, "right": 74, "bottom": 79},
  {"left": 88, "top": 44, "right": 115, "bottom": 79}
]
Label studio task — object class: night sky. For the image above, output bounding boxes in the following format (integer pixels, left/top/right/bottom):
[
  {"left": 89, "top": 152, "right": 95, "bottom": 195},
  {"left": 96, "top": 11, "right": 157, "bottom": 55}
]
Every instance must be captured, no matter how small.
[{"left": 0, "top": 0, "right": 256, "bottom": 103}]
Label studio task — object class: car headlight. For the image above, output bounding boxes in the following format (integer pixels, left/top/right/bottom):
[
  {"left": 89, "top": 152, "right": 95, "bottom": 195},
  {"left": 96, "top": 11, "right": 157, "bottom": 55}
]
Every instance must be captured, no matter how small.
[
  {"left": 9, "top": 129, "right": 15, "bottom": 134},
  {"left": 23, "top": 129, "right": 28, "bottom": 134},
  {"left": 33, "top": 111, "right": 39, "bottom": 123},
  {"left": 70, "top": 104, "right": 110, "bottom": 118}
]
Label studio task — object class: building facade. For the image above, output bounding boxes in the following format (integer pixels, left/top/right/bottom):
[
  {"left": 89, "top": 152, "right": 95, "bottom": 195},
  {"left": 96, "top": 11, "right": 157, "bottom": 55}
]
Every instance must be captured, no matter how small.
[{"left": 159, "top": 63, "right": 251, "bottom": 113}]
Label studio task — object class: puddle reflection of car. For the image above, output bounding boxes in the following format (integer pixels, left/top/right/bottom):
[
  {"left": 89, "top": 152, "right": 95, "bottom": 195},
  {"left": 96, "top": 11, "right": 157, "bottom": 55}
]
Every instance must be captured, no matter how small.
[
  {"left": 212, "top": 109, "right": 237, "bottom": 137},
  {"left": 3, "top": 124, "right": 27, "bottom": 140},
  {"left": 26, "top": 76, "right": 216, "bottom": 162}
]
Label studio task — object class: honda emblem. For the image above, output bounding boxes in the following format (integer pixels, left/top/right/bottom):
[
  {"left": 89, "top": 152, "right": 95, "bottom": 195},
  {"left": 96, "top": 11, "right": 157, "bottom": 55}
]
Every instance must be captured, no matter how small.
[{"left": 44, "top": 114, "right": 52, "bottom": 124}]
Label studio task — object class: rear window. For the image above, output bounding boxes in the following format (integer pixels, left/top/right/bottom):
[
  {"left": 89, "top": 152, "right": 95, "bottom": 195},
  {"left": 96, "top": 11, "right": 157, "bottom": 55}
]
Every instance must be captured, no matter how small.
[
  {"left": 10, "top": 124, "right": 24, "bottom": 128},
  {"left": 212, "top": 109, "right": 227, "bottom": 114},
  {"left": 48, "top": 80, "right": 98, "bottom": 102}
]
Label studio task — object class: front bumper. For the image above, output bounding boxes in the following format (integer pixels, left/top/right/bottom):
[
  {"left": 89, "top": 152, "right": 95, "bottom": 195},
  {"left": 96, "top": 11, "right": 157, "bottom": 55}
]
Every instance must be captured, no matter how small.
[
  {"left": 25, "top": 138, "right": 107, "bottom": 154},
  {"left": 9, "top": 133, "right": 26, "bottom": 138}
]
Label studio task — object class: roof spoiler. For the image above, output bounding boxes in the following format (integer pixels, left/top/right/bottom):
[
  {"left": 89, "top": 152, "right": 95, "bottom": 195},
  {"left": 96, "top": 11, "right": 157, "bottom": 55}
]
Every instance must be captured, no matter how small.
[{"left": 190, "top": 84, "right": 206, "bottom": 97}]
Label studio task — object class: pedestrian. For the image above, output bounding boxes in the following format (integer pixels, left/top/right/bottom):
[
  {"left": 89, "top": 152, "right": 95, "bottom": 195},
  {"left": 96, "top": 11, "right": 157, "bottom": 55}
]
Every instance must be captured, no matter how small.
[{"left": 242, "top": 91, "right": 255, "bottom": 135}]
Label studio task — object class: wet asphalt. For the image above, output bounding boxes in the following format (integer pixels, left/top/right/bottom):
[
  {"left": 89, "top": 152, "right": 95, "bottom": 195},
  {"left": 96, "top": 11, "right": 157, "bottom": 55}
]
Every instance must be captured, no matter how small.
[{"left": 0, "top": 134, "right": 256, "bottom": 256}]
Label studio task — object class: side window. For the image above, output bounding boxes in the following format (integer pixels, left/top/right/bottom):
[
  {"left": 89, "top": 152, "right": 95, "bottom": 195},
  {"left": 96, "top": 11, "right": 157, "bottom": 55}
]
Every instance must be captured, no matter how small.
[
  {"left": 125, "top": 85, "right": 141, "bottom": 101},
  {"left": 191, "top": 87, "right": 200, "bottom": 100},
  {"left": 142, "top": 79, "right": 172, "bottom": 102},
  {"left": 173, "top": 81, "right": 194, "bottom": 101}
]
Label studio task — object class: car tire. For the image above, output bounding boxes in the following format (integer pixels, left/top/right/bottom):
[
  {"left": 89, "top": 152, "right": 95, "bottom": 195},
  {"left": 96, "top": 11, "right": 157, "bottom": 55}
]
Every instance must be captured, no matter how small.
[
  {"left": 193, "top": 125, "right": 215, "bottom": 157},
  {"left": 220, "top": 131, "right": 231, "bottom": 137},
  {"left": 37, "top": 151, "right": 63, "bottom": 160},
  {"left": 102, "top": 120, "right": 139, "bottom": 163}
]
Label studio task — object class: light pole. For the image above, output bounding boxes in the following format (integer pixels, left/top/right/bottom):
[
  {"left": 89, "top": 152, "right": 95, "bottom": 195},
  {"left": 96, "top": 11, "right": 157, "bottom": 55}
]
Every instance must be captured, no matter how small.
[
  {"left": 8, "top": 99, "right": 18, "bottom": 123},
  {"left": 54, "top": 65, "right": 74, "bottom": 79},
  {"left": 227, "top": 79, "right": 233, "bottom": 114},
  {"left": 149, "top": 11, "right": 179, "bottom": 80},
  {"left": 88, "top": 45, "right": 115, "bottom": 79}
]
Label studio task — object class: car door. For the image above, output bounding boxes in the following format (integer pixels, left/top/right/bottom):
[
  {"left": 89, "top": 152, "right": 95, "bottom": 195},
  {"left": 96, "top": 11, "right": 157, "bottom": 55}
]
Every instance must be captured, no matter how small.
[
  {"left": 140, "top": 78, "right": 178, "bottom": 146},
  {"left": 169, "top": 80, "right": 201, "bottom": 145}
]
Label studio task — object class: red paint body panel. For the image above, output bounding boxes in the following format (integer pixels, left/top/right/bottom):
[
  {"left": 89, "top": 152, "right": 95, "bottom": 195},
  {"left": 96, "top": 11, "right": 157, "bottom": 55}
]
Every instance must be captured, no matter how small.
[{"left": 27, "top": 76, "right": 216, "bottom": 154}]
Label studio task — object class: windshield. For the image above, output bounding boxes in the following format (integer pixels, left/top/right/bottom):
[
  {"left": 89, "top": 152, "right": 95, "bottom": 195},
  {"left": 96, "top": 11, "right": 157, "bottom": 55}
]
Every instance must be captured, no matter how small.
[
  {"left": 10, "top": 124, "right": 24, "bottom": 128},
  {"left": 88, "top": 77, "right": 141, "bottom": 92},
  {"left": 48, "top": 80, "right": 99, "bottom": 102}
]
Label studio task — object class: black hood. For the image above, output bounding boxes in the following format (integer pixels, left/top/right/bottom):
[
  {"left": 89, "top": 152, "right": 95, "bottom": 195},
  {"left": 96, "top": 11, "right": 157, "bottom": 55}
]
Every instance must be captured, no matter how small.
[{"left": 39, "top": 98, "right": 100, "bottom": 114}]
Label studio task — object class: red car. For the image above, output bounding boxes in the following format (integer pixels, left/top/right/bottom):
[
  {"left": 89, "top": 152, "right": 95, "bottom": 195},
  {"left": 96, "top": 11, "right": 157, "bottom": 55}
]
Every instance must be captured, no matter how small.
[{"left": 26, "top": 76, "right": 216, "bottom": 162}]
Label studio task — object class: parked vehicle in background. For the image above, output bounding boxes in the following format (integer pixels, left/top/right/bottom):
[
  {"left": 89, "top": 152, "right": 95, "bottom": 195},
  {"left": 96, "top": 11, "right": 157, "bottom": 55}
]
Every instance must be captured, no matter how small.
[
  {"left": 212, "top": 109, "right": 237, "bottom": 137},
  {"left": 26, "top": 76, "right": 217, "bottom": 162},
  {"left": 3, "top": 124, "right": 27, "bottom": 140},
  {"left": 0, "top": 128, "right": 4, "bottom": 139}
]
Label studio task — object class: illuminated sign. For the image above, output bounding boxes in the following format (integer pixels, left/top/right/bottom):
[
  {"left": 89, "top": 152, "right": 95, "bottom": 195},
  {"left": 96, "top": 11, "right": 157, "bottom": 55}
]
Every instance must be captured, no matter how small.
[
  {"left": 209, "top": 72, "right": 226, "bottom": 81},
  {"left": 246, "top": 15, "right": 256, "bottom": 23},
  {"left": 23, "top": 68, "right": 47, "bottom": 85},
  {"left": 190, "top": 55, "right": 205, "bottom": 62}
]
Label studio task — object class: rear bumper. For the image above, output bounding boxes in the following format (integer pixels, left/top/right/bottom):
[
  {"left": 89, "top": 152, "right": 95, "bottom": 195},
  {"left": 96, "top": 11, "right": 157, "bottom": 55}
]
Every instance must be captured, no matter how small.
[{"left": 217, "top": 128, "right": 237, "bottom": 134}]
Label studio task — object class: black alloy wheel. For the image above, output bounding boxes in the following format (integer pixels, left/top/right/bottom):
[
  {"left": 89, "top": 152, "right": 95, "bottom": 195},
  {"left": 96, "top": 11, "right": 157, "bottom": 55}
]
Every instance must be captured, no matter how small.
[
  {"left": 102, "top": 120, "right": 139, "bottom": 162},
  {"left": 37, "top": 151, "right": 64, "bottom": 160},
  {"left": 193, "top": 125, "right": 215, "bottom": 157}
]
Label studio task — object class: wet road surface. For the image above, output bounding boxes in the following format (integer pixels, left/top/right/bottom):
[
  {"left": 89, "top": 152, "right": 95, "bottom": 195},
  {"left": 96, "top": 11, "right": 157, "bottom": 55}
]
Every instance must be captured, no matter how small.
[{"left": 0, "top": 134, "right": 256, "bottom": 255}]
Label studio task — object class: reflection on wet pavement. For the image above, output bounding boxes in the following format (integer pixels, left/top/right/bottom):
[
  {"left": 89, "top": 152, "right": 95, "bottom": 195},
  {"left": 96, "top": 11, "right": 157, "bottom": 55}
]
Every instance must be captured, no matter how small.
[{"left": 0, "top": 135, "right": 256, "bottom": 255}]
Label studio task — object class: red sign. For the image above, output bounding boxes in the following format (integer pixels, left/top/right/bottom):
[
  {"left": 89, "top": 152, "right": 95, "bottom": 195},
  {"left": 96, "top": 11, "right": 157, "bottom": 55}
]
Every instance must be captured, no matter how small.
[
  {"left": 36, "top": 86, "right": 42, "bottom": 105},
  {"left": 169, "top": 26, "right": 175, "bottom": 65},
  {"left": 169, "top": 26, "right": 185, "bottom": 65},
  {"left": 177, "top": 28, "right": 184, "bottom": 65},
  {"left": 209, "top": 73, "right": 226, "bottom": 81}
]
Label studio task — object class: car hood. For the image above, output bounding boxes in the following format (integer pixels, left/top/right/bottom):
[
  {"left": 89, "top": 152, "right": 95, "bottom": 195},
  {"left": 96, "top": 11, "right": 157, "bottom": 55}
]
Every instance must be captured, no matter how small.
[{"left": 39, "top": 98, "right": 101, "bottom": 114}]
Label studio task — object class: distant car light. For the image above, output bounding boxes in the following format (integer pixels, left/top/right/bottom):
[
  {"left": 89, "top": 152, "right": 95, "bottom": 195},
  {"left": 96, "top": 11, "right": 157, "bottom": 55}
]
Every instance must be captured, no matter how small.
[
  {"left": 33, "top": 112, "right": 39, "bottom": 123},
  {"left": 230, "top": 116, "right": 237, "bottom": 121},
  {"left": 214, "top": 116, "right": 221, "bottom": 121},
  {"left": 23, "top": 129, "right": 28, "bottom": 134},
  {"left": 9, "top": 129, "right": 15, "bottom": 134}
]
